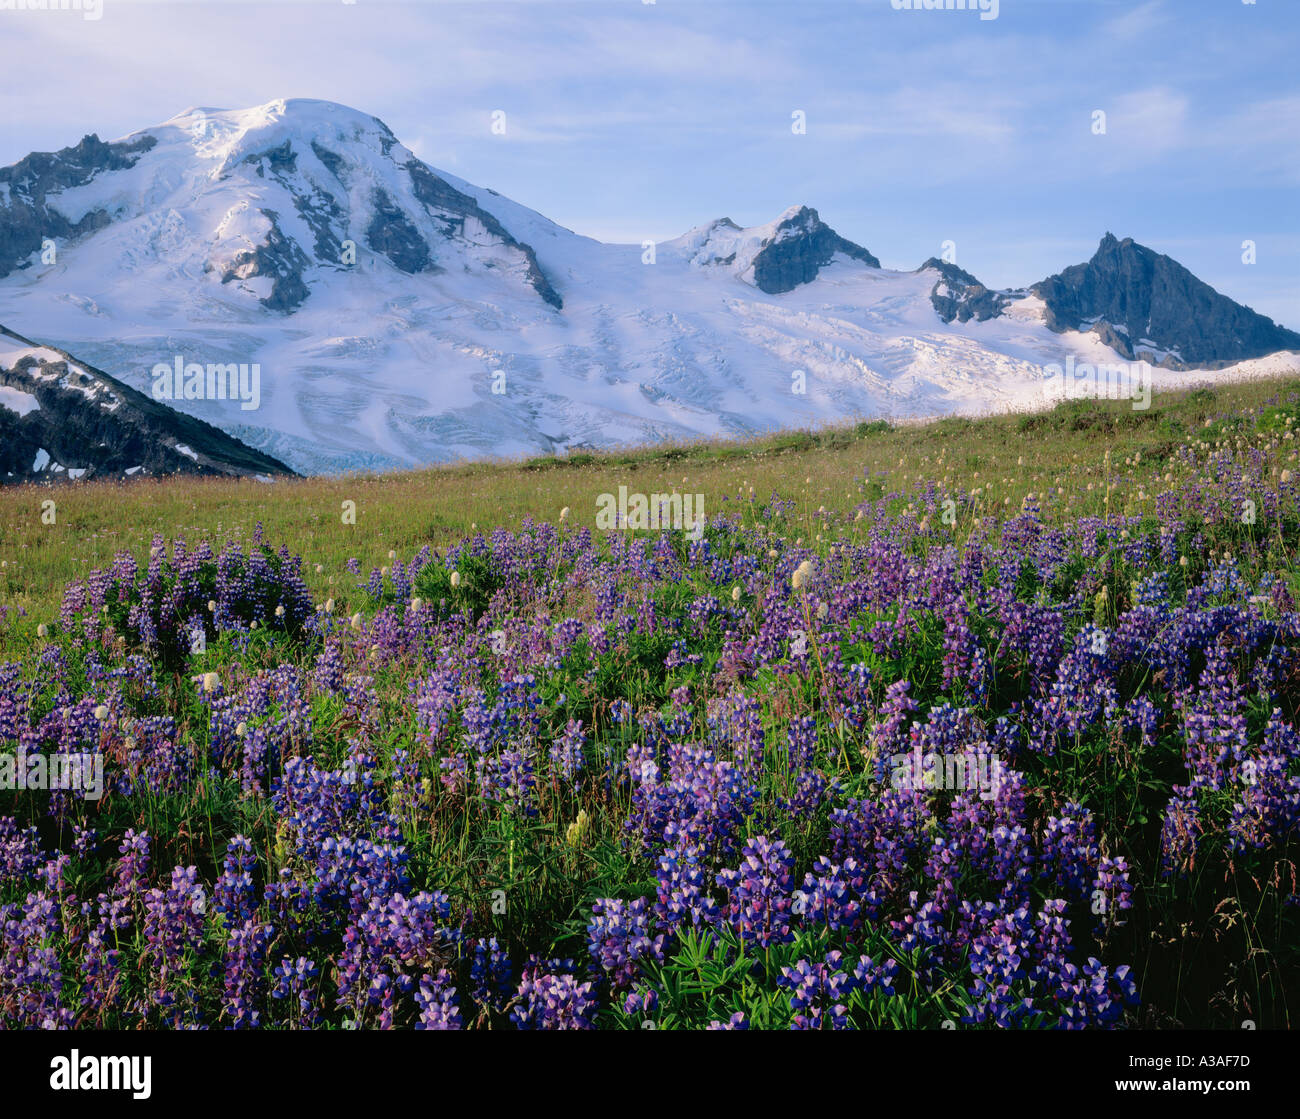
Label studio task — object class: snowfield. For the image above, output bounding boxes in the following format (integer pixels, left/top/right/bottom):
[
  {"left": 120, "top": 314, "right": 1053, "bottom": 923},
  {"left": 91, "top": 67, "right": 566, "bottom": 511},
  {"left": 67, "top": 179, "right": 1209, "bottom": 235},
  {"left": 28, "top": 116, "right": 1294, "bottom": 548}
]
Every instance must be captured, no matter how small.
[{"left": 1, "top": 98, "right": 1296, "bottom": 476}]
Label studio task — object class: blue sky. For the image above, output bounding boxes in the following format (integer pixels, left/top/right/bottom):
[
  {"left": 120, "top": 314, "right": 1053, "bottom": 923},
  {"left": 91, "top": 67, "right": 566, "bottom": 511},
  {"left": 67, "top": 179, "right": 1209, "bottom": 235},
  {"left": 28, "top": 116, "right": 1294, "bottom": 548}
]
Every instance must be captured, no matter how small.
[{"left": 2, "top": 0, "right": 1298, "bottom": 324}]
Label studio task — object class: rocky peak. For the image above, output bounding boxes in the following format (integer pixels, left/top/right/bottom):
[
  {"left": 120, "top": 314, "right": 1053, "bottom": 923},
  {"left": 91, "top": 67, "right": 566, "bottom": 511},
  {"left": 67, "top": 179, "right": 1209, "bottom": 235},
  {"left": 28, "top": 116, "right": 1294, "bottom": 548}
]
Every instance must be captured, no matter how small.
[
  {"left": 0, "top": 133, "right": 157, "bottom": 279},
  {"left": 918, "top": 257, "right": 1014, "bottom": 323},
  {"left": 749, "top": 206, "right": 880, "bottom": 294},
  {"left": 1032, "top": 234, "right": 1300, "bottom": 368}
]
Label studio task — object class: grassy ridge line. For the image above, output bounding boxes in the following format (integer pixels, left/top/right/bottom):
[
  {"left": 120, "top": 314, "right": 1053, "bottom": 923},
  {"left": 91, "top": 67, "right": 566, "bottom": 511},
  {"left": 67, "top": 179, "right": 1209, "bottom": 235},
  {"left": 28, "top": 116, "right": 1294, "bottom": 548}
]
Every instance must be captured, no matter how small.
[{"left": 2, "top": 375, "right": 1299, "bottom": 633}]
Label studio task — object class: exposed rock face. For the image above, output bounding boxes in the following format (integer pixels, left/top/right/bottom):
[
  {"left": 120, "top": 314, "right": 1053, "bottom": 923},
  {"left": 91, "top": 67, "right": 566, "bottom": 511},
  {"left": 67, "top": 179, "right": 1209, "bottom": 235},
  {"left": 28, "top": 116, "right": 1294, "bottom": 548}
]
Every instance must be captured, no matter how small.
[
  {"left": 404, "top": 160, "right": 563, "bottom": 309},
  {"left": 216, "top": 209, "right": 312, "bottom": 312},
  {"left": 366, "top": 188, "right": 433, "bottom": 274},
  {"left": 243, "top": 138, "right": 297, "bottom": 175},
  {"left": 750, "top": 206, "right": 880, "bottom": 294},
  {"left": 920, "top": 258, "right": 1012, "bottom": 323},
  {"left": 309, "top": 139, "right": 346, "bottom": 180},
  {"left": 1032, "top": 233, "right": 1300, "bottom": 369},
  {"left": 0, "top": 133, "right": 157, "bottom": 278},
  {"left": 0, "top": 327, "right": 294, "bottom": 484}
]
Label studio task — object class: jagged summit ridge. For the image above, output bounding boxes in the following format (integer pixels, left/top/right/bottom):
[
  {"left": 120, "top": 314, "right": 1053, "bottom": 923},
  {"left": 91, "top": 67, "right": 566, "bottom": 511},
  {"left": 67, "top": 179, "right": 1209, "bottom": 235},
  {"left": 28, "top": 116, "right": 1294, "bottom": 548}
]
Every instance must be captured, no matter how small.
[
  {"left": 1032, "top": 233, "right": 1300, "bottom": 369},
  {"left": 667, "top": 204, "right": 880, "bottom": 293},
  {"left": 917, "top": 257, "right": 1019, "bottom": 324}
]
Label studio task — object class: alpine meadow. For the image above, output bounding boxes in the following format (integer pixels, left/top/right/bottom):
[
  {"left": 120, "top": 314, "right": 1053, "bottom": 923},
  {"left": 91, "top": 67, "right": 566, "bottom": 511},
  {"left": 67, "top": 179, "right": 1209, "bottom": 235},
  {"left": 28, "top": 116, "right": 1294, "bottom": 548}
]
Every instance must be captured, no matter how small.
[{"left": 1, "top": 0, "right": 1298, "bottom": 1085}]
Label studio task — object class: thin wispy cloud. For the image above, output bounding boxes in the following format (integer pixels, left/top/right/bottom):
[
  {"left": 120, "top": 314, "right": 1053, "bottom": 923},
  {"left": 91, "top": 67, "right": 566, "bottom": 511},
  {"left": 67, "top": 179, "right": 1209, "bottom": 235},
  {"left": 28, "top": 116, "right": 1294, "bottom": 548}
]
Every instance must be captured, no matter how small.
[{"left": 1103, "top": 0, "right": 1172, "bottom": 43}]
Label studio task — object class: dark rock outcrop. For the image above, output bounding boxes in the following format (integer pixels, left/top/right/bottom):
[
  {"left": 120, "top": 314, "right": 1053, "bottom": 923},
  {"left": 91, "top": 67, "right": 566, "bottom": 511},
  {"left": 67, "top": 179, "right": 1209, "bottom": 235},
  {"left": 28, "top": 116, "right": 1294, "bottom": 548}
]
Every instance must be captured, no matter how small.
[
  {"left": 919, "top": 257, "right": 1012, "bottom": 323},
  {"left": 216, "top": 209, "right": 312, "bottom": 312},
  {"left": 366, "top": 187, "right": 434, "bottom": 274},
  {"left": 310, "top": 139, "right": 347, "bottom": 181},
  {"left": 0, "top": 133, "right": 157, "bottom": 278},
  {"left": 0, "top": 326, "right": 294, "bottom": 484},
  {"left": 750, "top": 206, "right": 880, "bottom": 294},
  {"left": 404, "top": 159, "right": 562, "bottom": 309},
  {"left": 1032, "top": 233, "right": 1300, "bottom": 369},
  {"left": 242, "top": 139, "right": 298, "bottom": 176}
]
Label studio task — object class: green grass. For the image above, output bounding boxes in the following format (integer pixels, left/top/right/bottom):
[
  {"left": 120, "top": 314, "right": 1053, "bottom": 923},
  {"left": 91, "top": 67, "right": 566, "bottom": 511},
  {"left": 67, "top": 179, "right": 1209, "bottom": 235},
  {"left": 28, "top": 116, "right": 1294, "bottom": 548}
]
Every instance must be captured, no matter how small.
[{"left": 4, "top": 376, "right": 1299, "bottom": 642}]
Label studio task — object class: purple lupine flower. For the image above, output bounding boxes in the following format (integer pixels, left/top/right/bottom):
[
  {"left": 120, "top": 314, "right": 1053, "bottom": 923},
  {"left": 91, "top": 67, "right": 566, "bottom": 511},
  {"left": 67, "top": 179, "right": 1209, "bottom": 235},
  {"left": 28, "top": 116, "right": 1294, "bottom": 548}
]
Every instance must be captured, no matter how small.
[
  {"left": 414, "top": 969, "right": 463, "bottom": 1029},
  {"left": 214, "top": 835, "right": 257, "bottom": 926},
  {"left": 510, "top": 964, "right": 597, "bottom": 1030},
  {"left": 716, "top": 835, "right": 796, "bottom": 949},
  {"left": 271, "top": 956, "right": 322, "bottom": 1029},
  {"left": 222, "top": 920, "right": 273, "bottom": 1028},
  {"left": 1091, "top": 856, "right": 1134, "bottom": 931},
  {"left": 469, "top": 936, "right": 512, "bottom": 1014},
  {"left": 780, "top": 951, "right": 856, "bottom": 1030},
  {"left": 549, "top": 718, "right": 587, "bottom": 785},
  {"left": 587, "top": 897, "right": 664, "bottom": 989}
]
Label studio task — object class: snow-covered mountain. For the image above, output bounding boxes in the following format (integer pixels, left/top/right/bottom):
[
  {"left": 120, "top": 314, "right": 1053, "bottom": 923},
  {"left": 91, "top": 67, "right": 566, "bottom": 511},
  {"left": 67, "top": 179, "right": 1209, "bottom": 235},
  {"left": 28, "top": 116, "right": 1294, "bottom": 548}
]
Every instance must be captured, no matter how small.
[{"left": 0, "top": 98, "right": 1296, "bottom": 476}]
